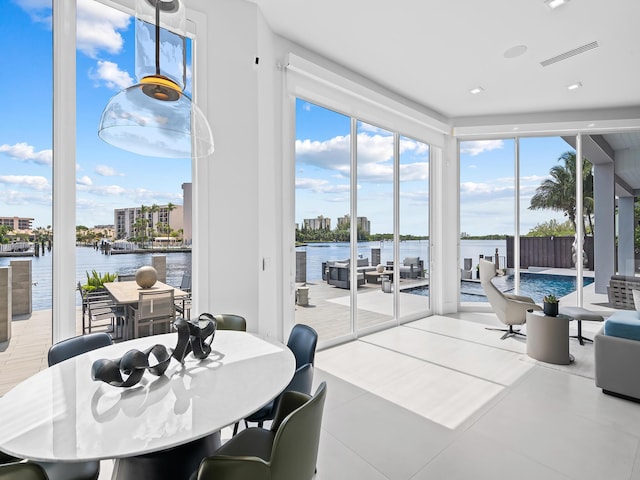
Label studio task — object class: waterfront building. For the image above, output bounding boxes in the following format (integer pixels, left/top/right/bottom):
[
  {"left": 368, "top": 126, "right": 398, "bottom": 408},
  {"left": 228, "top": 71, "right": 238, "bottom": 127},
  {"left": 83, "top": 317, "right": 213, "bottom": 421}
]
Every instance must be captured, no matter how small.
[
  {"left": 182, "top": 183, "right": 192, "bottom": 245},
  {"left": 0, "top": 217, "right": 33, "bottom": 231},
  {"left": 114, "top": 205, "right": 184, "bottom": 240},
  {"left": 91, "top": 225, "right": 115, "bottom": 241},
  {"left": 303, "top": 215, "right": 330, "bottom": 230},
  {"left": 337, "top": 214, "right": 370, "bottom": 235}
]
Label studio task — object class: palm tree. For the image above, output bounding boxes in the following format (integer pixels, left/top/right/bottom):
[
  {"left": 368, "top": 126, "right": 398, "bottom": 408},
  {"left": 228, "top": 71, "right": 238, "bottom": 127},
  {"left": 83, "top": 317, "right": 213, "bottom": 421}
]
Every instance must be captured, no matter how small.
[
  {"left": 529, "top": 151, "right": 594, "bottom": 234},
  {"left": 150, "top": 203, "right": 160, "bottom": 240},
  {"left": 166, "top": 202, "right": 176, "bottom": 238},
  {"left": 139, "top": 204, "right": 149, "bottom": 245}
]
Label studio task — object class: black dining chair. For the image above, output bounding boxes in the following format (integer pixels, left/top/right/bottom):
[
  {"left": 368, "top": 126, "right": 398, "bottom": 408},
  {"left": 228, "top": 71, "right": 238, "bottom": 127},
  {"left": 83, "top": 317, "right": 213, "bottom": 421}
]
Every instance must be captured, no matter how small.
[
  {"left": 239, "top": 324, "right": 318, "bottom": 433},
  {"left": 24, "top": 333, "right": 114, "bottom": 480},
  {"left": 48, "top": 332, "right": 113, "bottom": 366}
]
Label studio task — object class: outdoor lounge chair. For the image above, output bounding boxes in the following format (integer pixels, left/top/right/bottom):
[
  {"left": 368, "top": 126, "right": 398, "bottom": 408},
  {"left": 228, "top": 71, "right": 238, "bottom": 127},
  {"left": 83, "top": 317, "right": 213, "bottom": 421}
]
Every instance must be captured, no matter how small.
[
  {"left": 399, "top": 257, "right": 423, "bottom": 279},
  {"left": 326, "top": 258, "right": 373, "bottom": 289},
  {"left": 479, "top": 259, "right": 541, "bottom": 339}
]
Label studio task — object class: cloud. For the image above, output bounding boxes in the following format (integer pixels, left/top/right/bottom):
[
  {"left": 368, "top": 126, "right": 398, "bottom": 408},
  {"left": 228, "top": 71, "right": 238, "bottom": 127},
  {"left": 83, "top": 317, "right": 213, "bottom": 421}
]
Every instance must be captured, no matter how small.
[
  {"left": 302, "top": 102, "right": 312, "bottom": 112},
  {"left": 296, "top": 132, "right": 395, "bottom": 179},
  {"left": 95, "top": 164, "right": 124, "bottom": 177},
  {"left": 89, "top": 60, "right": 134, "bottom": 90},
  {"left": 16, "top": 0, "right": 131, "bottom": 57},
  {"left": 130, "top": 188, "right": 183, "bottom": 205},
  {"left": 0, "top": 175, "right": 50, "bottom": 191},
  {"left": 13, "top": 0, "right": 51, "bottom": 25},
  {"left": 76, "top": 0, "right": 131, "bottom": 58},
  {"left": 295, "top": 178, "right": 350, "bottom": 194},
  {"left": 0, "top": 142, "right": 52, "bottom": 165},
  {"left": 296, "top": 133, "right": 429, "bottom": 185},
  {"left": 77, "top": 175, "right": 93, "bottom": 186},
  {"left": 400, "top": 162, "right": 429, "bottom": 182},
  {"left": 76, "top": 183, "right": 126, "bottom": 197},
  {"left": 399, "top": 137, "right": 429, "bottom": 156},
  {"left": 460, "top": 181, "right": 514, "bottom": 201},
  {"left": 400, "top": 190, "right": 429, "bottom": 205},
  {"left": 460, "top": 140, "right": 504, "bottom": 156},
  {"left": 296, "top": 135, "right": 351, "bottom": 174}
]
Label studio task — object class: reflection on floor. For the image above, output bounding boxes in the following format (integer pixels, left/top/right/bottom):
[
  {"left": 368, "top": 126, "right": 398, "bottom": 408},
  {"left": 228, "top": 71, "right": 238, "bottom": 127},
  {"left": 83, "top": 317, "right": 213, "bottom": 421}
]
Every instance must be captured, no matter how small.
[{"left": 308, "top": 313, "right": 640, "bottom": 480}]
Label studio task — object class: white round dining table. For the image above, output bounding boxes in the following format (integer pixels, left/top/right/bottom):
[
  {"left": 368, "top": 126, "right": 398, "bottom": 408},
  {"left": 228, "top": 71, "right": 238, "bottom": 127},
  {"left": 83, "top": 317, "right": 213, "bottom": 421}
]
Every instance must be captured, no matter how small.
[{"left": 0, "top": 331, "right": 295, "bottom": 464}]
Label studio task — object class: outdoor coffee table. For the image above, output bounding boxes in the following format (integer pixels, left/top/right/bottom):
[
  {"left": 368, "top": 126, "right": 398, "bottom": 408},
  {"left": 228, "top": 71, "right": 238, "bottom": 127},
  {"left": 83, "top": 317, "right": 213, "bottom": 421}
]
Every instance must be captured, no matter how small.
[
  {"left": 365, "top": 270, "right": 394, "bottom": 284},
  {"left": 526, "top": 310, "right": 574, "bottom": 365}
]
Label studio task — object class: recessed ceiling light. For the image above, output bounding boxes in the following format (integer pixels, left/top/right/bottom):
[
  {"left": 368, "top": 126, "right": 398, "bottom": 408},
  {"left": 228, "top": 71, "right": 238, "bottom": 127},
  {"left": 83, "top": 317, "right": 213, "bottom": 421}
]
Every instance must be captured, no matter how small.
[
  {"left": 504, "top": 45, "right": 528, "bottom": 59},
  {"left": 587, "top": 123, "right": 596, "bottom": 127},
  {"left": 470, "top": 87, "right": 484, "bottom": 95},
  {"left": 567, "top": 82, "right": 582, "bottom": 90},
  {"left": 545, "top": 0, "right": 569, "bottom": 9}
]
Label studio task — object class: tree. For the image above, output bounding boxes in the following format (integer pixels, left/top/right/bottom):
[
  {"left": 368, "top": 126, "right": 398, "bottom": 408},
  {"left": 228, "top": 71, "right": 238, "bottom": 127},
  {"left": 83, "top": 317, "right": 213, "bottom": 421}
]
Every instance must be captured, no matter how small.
[
  {"left": 0, "top": 225, "right": 12, "bottom": 244},
  {"left": 526, "top": 219, "right": 575, "bottom": 237},
  {"left": 166, "top": 202, "right": 176, "bottom": 238},
  {"left": 529, "top": 151, "right": 594, "bottom": 234}
]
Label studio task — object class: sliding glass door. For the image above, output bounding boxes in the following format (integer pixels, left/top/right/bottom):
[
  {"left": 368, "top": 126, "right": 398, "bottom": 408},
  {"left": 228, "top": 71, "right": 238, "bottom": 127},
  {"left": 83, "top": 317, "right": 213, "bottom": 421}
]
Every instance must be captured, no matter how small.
[
  {"left": 295, "top": 100, "right": 432, "bottom": 345},
  {"left": 355, "top": 121, "right": 394, "bottom": 333}
]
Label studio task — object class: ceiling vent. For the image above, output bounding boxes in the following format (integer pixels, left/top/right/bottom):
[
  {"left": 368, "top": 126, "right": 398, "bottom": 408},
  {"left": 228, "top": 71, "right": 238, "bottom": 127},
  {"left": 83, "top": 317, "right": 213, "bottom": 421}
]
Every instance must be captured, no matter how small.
[{"left": 540, "top": 41, "right": 599, "bottom": 67}]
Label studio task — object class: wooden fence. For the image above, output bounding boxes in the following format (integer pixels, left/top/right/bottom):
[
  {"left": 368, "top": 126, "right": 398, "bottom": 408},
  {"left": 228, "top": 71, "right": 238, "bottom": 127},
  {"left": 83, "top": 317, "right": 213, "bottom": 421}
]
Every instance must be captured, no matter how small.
[{"left": 506, "top": 236, "right": 594, "bottom": 270}]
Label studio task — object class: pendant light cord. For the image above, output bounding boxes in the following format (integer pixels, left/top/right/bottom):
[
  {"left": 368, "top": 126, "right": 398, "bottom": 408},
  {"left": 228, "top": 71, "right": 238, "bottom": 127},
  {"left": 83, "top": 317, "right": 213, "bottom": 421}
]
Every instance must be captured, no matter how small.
[{"left": 155, "top": 1, "right": 161, "bottom": 76}]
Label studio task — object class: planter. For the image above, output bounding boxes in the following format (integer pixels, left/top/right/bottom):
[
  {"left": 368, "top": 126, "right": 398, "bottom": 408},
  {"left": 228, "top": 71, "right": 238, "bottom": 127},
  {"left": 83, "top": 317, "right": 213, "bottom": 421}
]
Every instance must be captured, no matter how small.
[{"left": 543, "top": 302, "right": 559, "bottom": 317}]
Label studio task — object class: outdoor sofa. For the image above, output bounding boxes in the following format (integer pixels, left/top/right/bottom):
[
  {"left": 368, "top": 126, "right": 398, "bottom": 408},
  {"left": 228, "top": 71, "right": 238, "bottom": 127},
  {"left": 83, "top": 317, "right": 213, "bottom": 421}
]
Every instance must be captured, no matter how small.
[
  {"left": 595, "top": 309, "right": 640, "bottom": 401},
  {"left": 607, "top": 275, "right": 640, "bottom": 310},
  {"left": 324, "top": 258, "right": 375, "bottom": 289},
  {"left": 386, "top": 257, "right": 424, "bottom": 279}
]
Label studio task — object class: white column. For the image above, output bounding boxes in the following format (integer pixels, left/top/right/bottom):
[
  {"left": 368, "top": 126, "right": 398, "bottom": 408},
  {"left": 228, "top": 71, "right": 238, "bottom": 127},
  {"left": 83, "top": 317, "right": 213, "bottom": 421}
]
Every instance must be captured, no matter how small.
[
  {"left": 593, "top": 162, "right": 616, "bottom": 292},
  {"left": 576, "top": 134, "right": 584, "bottom": 306},
  {"left": 431, "top": 136, "right": 458, "bottom": 314},
  {"left": 618, "top": 196, "right": 635, "bottom": 276},
  {"left": 52, "top": 0, "right": 77, "bottom": 342}
]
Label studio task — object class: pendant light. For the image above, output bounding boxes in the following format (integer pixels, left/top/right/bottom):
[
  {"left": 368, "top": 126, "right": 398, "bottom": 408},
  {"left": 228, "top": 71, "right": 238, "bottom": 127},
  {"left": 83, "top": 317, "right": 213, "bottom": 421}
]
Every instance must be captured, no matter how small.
[{"left": 98, "top": 0, "right": 214, "bottom": 158}]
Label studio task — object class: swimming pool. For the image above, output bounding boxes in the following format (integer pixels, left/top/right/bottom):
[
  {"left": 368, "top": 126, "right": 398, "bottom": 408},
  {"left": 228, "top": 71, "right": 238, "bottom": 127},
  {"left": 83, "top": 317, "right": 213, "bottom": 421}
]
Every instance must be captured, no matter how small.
[{"left": 405, "top": 272, "right": 594, "bottom": 303}]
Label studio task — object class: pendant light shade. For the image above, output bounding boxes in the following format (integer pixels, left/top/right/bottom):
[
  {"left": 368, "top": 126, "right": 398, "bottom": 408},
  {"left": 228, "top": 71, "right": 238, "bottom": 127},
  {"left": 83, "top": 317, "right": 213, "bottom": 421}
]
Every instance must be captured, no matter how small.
[{"left": 98, "top": 0, "right": 213, "bottom": 158}]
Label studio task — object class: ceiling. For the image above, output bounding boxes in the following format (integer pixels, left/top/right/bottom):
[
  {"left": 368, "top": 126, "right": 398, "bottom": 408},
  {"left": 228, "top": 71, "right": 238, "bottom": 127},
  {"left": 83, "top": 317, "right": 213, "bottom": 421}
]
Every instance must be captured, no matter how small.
[
  {"left": 253, "top": 0, "right": 640, "bottom": 121},
  {"left": 252, "top": 0, "right": 640, "bottom": 191}
]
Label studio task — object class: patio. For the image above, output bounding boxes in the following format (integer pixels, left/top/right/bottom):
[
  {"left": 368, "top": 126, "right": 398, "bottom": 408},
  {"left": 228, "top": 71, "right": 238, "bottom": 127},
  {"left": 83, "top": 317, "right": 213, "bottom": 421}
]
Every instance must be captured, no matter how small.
[{"left": 0, "top": 271, "right": 616, "bottom": 397}]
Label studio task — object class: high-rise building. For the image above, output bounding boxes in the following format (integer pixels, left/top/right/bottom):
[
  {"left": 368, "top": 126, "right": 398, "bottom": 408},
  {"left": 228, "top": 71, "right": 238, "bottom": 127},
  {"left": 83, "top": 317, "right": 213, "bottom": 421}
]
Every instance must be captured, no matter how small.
[
  {"left": 303, "top": 215, "right": 331, "bottom": 230},
  {"left": 337, "top": 214, "right": 370, "bottom": 235},
  {"left": 114, "top": 204, "right": 184, "bottom": 240},
  {"left": 0, "top": 217, "right": 34, "bottom": 231}
]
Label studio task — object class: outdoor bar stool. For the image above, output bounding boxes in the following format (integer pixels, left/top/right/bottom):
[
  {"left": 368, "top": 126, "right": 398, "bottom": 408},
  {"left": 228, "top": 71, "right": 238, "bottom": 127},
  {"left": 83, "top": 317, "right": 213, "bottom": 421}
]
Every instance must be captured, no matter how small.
[{"left": 560, "top": 306, "right": 604, "bottom": 345}]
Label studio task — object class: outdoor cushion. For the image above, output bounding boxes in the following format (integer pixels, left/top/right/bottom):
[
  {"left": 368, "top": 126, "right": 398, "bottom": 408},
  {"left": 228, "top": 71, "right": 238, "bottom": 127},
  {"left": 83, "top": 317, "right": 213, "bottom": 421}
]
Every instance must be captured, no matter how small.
[
  {"left": 403, "top": 257, "right": 419, "bottom": 266},
  {"left": 604, "top": 310, "right": 640, "bottom": 341},
  {"left": 633, "top": 290, "right": 640, "bottom": 311},
  {"left": 357, "top": 258, "right": 369, "bottom": 267}
]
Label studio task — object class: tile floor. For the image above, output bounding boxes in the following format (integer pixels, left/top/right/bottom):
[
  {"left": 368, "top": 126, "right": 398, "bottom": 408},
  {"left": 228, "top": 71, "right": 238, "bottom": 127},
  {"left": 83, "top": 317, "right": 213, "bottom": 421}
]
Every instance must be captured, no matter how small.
[{"left": 308, "top": 313, "right": 640, "bottom": 480}]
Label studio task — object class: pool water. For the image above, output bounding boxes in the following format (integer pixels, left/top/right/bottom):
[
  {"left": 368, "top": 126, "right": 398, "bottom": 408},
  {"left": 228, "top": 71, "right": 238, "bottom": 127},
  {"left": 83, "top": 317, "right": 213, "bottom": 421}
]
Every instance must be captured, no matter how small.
[{"left": 406, "top": 272, "right": 594, "bottom": 303}]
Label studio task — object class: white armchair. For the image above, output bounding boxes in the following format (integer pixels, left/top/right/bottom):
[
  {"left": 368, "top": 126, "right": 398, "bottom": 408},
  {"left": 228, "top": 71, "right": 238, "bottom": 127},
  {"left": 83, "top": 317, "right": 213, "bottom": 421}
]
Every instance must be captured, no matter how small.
[{"left": 479, "top": 259, "right": 541, "bottom": 339}]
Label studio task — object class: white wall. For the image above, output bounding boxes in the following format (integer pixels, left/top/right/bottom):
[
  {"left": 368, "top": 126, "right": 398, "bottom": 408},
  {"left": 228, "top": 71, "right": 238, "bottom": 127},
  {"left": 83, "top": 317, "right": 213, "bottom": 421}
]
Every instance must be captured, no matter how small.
[
  {"left": 190, "top": 0, "right": 264, "bottom": 333},
  {"left": 188, "top": 0, "right": 461, "bottom": 340}
]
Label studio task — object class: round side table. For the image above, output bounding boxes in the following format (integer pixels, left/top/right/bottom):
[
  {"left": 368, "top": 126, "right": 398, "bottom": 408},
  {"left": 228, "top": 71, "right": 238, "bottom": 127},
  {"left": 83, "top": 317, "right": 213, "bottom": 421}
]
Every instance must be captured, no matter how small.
[{"left": 526, "top": 310, "right": 574, "bottom": 365}]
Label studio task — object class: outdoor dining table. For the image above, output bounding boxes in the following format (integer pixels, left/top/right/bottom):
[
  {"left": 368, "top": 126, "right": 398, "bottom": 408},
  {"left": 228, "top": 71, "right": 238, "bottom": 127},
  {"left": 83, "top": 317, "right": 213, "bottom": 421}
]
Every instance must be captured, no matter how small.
[
  {"left": 103, "top": 280, "right": 189, "bottom": 305},
  {"left": 103, "top": 280, "right": 190, "bottom": 339},
  {"left": 0, "top": 330, "right": 295, "bottom": 479}
]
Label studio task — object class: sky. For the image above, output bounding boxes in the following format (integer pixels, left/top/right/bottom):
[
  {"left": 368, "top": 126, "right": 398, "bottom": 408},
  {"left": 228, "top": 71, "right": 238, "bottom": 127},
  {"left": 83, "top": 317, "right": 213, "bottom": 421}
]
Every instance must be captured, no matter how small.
[
  {"left": 0, "top": 0, "right": 191, "bottom": 228},
  {"left": 295, "top": 100, "right": 572, "bottom": 236}
]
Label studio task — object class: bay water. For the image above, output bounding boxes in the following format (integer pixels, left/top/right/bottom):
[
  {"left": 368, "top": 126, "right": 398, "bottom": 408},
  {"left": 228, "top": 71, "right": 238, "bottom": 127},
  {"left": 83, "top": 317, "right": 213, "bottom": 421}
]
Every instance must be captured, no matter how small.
[{"left": 0, "top": 240, "right": 506, "bottom": 311}]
